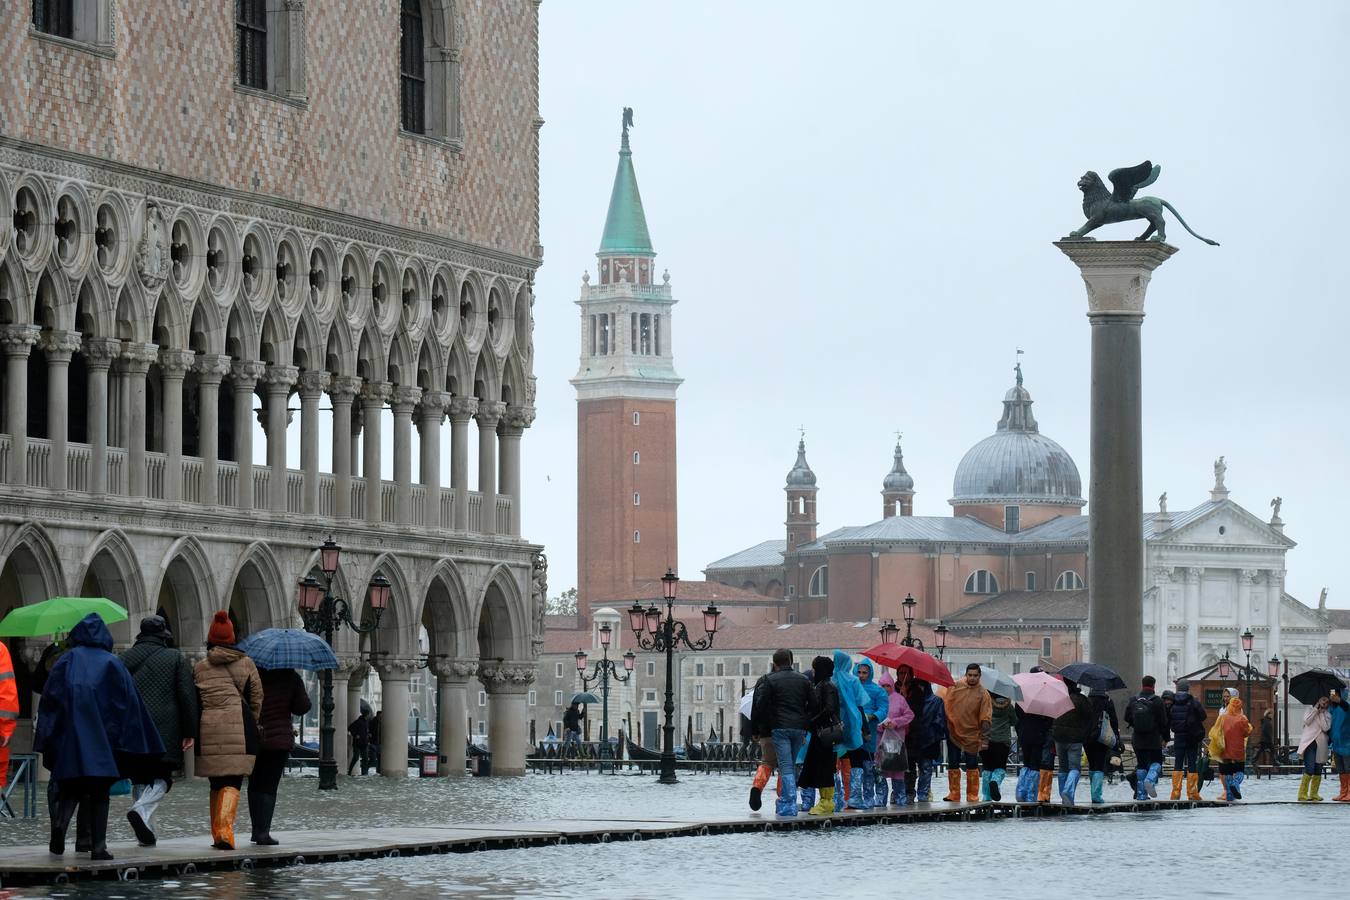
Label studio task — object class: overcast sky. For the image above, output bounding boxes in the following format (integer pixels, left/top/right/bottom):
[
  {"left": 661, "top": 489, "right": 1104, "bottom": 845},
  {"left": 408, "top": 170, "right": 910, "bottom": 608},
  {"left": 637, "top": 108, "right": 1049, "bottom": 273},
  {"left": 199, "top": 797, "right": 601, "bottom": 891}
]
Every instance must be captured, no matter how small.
[{"left": 523, "top": 1, "right": 1349, "bottom": 611}]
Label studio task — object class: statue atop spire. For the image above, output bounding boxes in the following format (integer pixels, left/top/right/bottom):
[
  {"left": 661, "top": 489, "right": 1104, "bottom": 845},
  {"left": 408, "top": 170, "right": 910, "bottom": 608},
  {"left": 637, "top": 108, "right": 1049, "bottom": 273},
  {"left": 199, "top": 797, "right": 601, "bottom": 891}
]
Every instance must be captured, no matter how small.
[
  {"left": 598, "top": 106, "right": 653, "bottom": 256},
  {"left": 622, "top": 106, "right": 634, "bottom": 146}
]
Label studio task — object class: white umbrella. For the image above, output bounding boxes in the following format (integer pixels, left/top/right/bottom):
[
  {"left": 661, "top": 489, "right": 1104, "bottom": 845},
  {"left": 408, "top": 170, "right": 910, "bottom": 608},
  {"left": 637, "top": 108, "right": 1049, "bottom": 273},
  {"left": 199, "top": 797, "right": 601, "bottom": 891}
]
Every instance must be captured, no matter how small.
[
  {"left": 979, "top": 665, "right": 1024, "bottom": 702},
  {"left": 738, "top": 691, "right": 754, "bottom": 719}
]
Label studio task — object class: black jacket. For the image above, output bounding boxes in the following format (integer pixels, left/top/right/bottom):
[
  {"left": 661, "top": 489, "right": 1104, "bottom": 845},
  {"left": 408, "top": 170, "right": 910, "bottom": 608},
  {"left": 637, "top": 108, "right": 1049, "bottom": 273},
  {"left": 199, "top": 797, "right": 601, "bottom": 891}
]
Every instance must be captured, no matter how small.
[
  {"left": 1052, "top": 691, "right": 1095, "bottom": 743},
  {"left": 120, "top": 634, "right": 199, "bottom": 767},
  {"left": 1090, "top": 692, "right": 1120, "bottom": 740},
  {"left": 751, "top": 667, "right": 814, "bottom": 735},
  {"left": 1168, "top": 691, "right": 1207, "bottom": 742},
  {"left": 1015, "top": 711, "right": 1054, "bottom": 749},
  {"left": 1123, "top": 690, "right": 1169, "bottom": 751}
]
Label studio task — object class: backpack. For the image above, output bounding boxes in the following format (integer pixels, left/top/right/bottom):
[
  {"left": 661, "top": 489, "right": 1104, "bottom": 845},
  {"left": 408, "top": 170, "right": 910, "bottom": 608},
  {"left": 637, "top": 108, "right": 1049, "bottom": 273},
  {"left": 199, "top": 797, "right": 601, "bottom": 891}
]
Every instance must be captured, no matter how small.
[{"left": 1129, "top": 695, "right": 1158, "bottom": 734}]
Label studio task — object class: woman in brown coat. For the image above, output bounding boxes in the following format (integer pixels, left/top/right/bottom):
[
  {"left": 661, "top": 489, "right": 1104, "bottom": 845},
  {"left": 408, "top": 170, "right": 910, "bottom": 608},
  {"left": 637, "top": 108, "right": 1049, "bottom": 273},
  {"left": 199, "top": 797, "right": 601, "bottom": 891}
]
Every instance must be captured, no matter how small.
[{"left": 193, "top": 611, "right": 263, "bottom": 850}]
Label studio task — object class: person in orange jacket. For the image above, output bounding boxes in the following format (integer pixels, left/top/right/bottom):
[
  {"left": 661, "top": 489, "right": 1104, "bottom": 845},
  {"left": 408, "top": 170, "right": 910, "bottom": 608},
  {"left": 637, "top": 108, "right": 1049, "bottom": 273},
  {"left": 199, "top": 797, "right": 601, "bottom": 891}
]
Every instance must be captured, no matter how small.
[
  {"left": 943, "top": 663, "right": 992, "bottom": 802},
  {"left": 0, "top": 639, "right": 17, "bottom": 789},
  {"left": 1215, "top": 696, "right": 1253, "bottom": 801}
]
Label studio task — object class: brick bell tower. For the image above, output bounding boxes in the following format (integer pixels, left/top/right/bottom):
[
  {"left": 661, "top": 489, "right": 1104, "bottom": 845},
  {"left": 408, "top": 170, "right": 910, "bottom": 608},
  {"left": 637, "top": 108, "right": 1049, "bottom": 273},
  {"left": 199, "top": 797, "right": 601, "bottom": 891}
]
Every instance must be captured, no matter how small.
[{"left": 573, "top": 109, "right": 682, "bottom": 611}]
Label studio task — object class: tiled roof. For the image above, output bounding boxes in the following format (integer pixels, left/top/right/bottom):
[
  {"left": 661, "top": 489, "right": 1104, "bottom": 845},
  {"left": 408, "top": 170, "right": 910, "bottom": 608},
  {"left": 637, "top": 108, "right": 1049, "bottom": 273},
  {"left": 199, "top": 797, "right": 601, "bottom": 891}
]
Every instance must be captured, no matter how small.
[
  {"left": 704, "top": 621, "right": 1031, "bottom": 652},
  {"left": 943, "top": 589, "right": 1088, "bottom": 626},
  {"left": 542, "top": 627, "right": 591, "bottom": 654},
  {"left": 704, "top": 540, "right": 786, "bottom": 571},
  {"left": 1325, "top": 609, "right": 1350, "bottom": 629},
  {"left": 1141, "top": 500, "right": 1223, "bottom": 540},
  {"left": 591, "top": 580, "right": 783, "bottom": 607}
]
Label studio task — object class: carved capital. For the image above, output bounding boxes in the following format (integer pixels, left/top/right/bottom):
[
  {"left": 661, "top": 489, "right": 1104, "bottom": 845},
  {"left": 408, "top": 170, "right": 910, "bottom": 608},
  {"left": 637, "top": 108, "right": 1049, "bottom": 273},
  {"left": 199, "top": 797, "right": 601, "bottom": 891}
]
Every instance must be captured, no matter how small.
[
  {"left": 447, "top": 396, "right": 479, "bottom": 423},
  {"left": 450, "top": 660, "right": 480, "bottom": 678},
  {"left": 1267, "top": 568, "right": 1286, "bottom": 582},
  {"left": 391, "top": 384, "right": 423, "bottom": 412},
  {"left": 417, "top": 390, "right": 452, "bottom": 421},
  {"left": 158, "top": 347, "right": 197, "bottom": 376},
  {"left": 1183, "top": 567, "right": 1202, "bottom": 585},
  {"left": 474, "top": 400, "right": 507, "bottom": 428},
  {"left": 0, "top": 323, "right": 41, "bottom": 356},
  {"left": 500, "top": 404, "right": 536, "bottom": 431},
  {"left": 359, "top": 380, "right": 393, "bottom": 408},
  {"left": 193, "top": 352, "right": 233, "bottom": 382},
  {"left": 332, "top": 654, "right": 365, "bottom": 675},
  {"left": 296, "top": 370, "right": 331, "bottom": 397},
  {"left": 262, "top": 364, "right": 299, "bottom": 391},
  {"left": 1240, "top": 569, "right": 1261, "bottom": 584},
  {"left": 374, "top": 659, "right": 418, "bottom": 681},
  {"left": 328, "top": 374, "right": 362, "bottom": 402},
  {"left": 119, "top": 341, "right": 160, "bottom": 374},
  {"left": 1152, "top": 566, "right": 1175, "bottom": 584},
  {"left": 39, "top": 329, "right": 84, "bottom": 361},
  {"left": 83, "top": 336, "right": 122, "bottom": 368},
  {"left": 479, "top": 661, "right": 537, "bottom": 688},
  {"left": 231, "top": 359, "right": 267, "bottom": 386}
]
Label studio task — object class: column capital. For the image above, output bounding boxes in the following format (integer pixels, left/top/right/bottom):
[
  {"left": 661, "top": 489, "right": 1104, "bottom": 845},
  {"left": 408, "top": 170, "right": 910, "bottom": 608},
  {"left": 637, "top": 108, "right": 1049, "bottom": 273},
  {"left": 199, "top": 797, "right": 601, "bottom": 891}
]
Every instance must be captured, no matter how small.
[
  {"left": 478, "top": 661, "right": 536, "bottom": 690},
  {"left": 1152, "top": 565, "right": 1175, "bottom": 584},
  {"left": 1183, "top": 567, "right": 1203, "bottom": 584},
  {"left": 193, "top": 352, "right": 233, "bottom": 382},
  {"left": 1053, "top": 240, "right": 1178, "bottom": 318},
  {"left": 296, "top": 369, "right": 331, "bottom": 397},
  {"left": 1239, "top": 568, "right": 1261, "bottom": 584},
  {"left": 328, "top": 374, "right": 362, "bottom": 402},
  {"left": 231, "top": 359, "right": 267, "bottom": 386},
  {"left": 39, "top": 329, "right": 83, "bottom": 361},
  {"left": 500, "top": 404, "right": 536, "bottom": 431},
  {"left": 359, "top": 380, "right": 393, "bottom": 408},
  {"left": 83, "top": 336, "right": 122, "bottom": 368},
  {"left": 447, "top": 396, "right": 478, "bottom": 424},
  {"left": 474, "top": 399, "right": 507, "bottom": 428},
  {"left": 119, "top": 341, "right": 159, "bottom": 374},
  {"left": 158, "top": 347, "right": 196, "bottom": 376},
  {"left": 430, "top": 657, "right": 475, "bottom": 680},
  {"left": 390, "top": 384, "right": 423, "bottom": 413},
  {"left": 374, "top": 658, "right": 417, "bottom": 681},
  {"left": 262, "top": 363, "right": 299, "bottom": 390},
  {"left": 0, "top": 323, "right": 41, "bottom": 356},
  {"left": 417, "top": 390, "right": 452, "bottom": 422},
  {"left": 1266, "top": 568, "right": 1286, "bottom": 581}
]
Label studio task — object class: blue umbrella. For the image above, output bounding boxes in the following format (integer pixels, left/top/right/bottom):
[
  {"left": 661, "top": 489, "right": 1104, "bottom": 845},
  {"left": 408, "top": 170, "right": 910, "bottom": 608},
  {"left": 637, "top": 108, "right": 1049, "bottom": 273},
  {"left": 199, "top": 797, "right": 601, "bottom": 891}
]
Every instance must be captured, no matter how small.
[
  {"left": 237, "top": 628, "right": 337, "bottom": 671},
  {"left": 1059, "top": 662, "right": 1125, "bottom": 692}
]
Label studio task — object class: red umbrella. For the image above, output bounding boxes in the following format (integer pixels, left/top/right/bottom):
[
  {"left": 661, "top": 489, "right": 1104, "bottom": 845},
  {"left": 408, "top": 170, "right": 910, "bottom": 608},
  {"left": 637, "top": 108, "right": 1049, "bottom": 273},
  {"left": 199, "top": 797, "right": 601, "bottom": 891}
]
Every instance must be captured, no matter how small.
[{"left": 860, "top": 644, "right": 954, "bottom": 687}]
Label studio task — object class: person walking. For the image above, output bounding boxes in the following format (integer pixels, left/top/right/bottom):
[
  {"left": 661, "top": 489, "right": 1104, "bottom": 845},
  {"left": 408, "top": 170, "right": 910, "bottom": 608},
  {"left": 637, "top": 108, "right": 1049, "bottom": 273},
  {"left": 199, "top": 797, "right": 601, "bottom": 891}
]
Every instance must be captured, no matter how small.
[
  {"left": 1330, "top": 691, "right": 1350, "bottom": 801},
  {"left": 35, "top": 614, "right": 163, "bottom": 860},
  {"left": 943, "top": 663, "right": 992, "bottom": 803},
  {"left": 901, "top": 672, "right": 945, "bottom": 803},
  {"left": 1297, "top": 696, "right": 1331, "bottom": 801},
  {"left": 119, "top": 615, "right": 199, "bottom": 846},
  {"left": 750, "top": 649, "right": 813, "bottom": 817},
  {"left": 347, "top": 710, "right": 371, "bottom": 775},
  {"left": 1052, "top": 678, "right": 1094, "bottom": 806},
  {"left": 1256, "top": 710, "right": 1276, "bottom": 767},
  {"left": 369, "top": 710, "right": 383, "bottom": 772},
  {"left": 827, "top": 650, "right": 867, "bottom": 811},
  {"left": 1123, "top": 675, "right": 1169, "bottom": 801},
  {"left": 1014, "top": 706, "right": 1054, "bottom": 803},
  {"left": 852, "top": 660, "right": 889, "bottom": 809},
  {"left": 1084, "top": 688, "right": 1120, "bottom": 804},
  {"left": 248, "top": 666, "right": 312, "bottom": 843},
  {"left": 562, "top": 701, "right": 584, "bottom": 758},
  {"left": 194, "top": 611, "right": 263, "bottom": 850},
  {"left": 981, "top": 690, "right": 1017, "bottom": 801},
  {"left": 0, "top": 638, "right": 17, "bottom": 796},
  {"left": 1167, "top": 679, "right": 1207, "bottom": 800},
  {"left": 1213, "top": 696, "right": 1252, "bottom": 801},
  {"left": 876, "top": 668, "right": 914, "bottom": 806},
  {"left": 802, "top": 656, "right": 841, "bottom": 815}
]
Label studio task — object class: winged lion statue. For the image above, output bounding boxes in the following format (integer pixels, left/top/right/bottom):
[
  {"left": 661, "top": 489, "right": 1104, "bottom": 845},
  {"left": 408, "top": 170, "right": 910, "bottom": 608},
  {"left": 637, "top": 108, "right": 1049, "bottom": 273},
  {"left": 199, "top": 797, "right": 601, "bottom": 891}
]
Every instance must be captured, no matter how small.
[{"left": 1065, "top": 161, "right": 1219, "bottom": 245}]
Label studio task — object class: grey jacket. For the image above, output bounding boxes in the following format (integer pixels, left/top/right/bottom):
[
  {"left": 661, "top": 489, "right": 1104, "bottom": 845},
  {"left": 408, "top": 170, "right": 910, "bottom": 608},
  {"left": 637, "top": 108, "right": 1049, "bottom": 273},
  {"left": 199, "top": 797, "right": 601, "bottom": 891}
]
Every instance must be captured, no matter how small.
[{"left": 121, "top": 634, "right": 199, "bottom": 767}]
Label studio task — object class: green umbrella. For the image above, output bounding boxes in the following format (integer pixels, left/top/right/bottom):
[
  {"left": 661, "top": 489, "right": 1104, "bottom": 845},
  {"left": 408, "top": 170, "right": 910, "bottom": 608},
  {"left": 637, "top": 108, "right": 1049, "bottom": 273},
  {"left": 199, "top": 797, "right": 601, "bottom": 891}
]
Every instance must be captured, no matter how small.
[{"left": 0, "top": 597, "right": 128, "bottom": 637}]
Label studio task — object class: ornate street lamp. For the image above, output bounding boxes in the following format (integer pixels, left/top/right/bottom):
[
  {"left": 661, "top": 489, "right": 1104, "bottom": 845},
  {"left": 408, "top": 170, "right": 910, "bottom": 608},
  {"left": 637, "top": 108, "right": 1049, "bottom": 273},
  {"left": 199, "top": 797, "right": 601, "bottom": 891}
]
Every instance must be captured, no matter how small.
[
  {"left": 934, "top": 622, "right": 948, "bottom": 660},
  {"left": 1240, "top": 627, "right": 1255, "bottom": 716},
  {"left": 297, "top": 536, "right": 391, "bottom": 791},
  {"left": 899, "top": 593, "right": 925, "bottom": 650},
  {"left": 879, "top": 619, "right": 900, "bottom": 645},
  {"left": 628, "top": 568, "right": 719, "bottom": 784},
  {"left": 576, "top": 623, "right": 635, "bottom": 769},
  {"left": 1268, "top": 654, "right": 1282, "bottom": 758},
  {"left": 1217, "top": 652, "right": 1233, "bottom": 679}
]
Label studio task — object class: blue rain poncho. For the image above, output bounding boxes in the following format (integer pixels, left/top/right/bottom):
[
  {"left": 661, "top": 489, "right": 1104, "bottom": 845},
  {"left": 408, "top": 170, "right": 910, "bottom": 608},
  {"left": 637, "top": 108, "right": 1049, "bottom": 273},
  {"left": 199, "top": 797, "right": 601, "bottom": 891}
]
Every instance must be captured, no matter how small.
[
  {"left": 853, "top": 660, "right": 890, "bottom": 753},
  {"left": 832, "top": 650, "right": 867, "bottom": 756}
]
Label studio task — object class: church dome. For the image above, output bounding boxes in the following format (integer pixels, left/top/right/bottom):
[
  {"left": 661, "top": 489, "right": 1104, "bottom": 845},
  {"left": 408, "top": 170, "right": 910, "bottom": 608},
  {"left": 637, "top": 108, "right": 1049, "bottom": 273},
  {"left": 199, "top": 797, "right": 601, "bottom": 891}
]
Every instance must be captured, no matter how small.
[
  {"left": 785, "top": 439, "right": 817, "bottom": 489},
  {"left": 951, "top": 367, "right": 1084, "bottom": 507},
  {"left": 882, "top": 440, "right": 914, "bottom": 492}
]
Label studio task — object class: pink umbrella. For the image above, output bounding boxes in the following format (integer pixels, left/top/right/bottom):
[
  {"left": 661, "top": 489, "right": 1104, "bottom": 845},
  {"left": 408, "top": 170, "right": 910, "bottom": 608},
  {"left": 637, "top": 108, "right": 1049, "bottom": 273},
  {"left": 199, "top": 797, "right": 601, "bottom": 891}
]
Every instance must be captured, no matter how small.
[{"left": 1012, "top": 672, "right": 1073, "bottom": 718}]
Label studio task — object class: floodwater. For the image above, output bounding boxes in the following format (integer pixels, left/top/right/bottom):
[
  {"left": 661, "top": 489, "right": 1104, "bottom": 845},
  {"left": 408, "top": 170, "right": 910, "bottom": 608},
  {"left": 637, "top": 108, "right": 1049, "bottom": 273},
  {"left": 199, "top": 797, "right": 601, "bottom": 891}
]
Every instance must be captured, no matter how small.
[{"left": 2, "top": 773, "right": 1346, "bottom": 899}]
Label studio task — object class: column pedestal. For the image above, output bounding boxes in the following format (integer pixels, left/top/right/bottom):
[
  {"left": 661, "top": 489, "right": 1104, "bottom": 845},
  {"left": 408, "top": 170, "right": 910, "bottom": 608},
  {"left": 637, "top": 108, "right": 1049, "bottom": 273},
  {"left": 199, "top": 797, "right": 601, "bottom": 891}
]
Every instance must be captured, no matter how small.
[
  {"left": 480, "top": 661, "right": 535, "bottom": 776},
  {"left": 1056, "top": 240, "right": 1176, "bottom": 697}
]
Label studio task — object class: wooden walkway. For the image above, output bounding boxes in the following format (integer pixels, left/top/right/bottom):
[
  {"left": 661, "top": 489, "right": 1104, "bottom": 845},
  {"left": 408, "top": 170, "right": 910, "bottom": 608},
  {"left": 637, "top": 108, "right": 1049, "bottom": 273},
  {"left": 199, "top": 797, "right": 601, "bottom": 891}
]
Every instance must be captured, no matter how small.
[{"left": 0, "top": 798, "right": 1254, "bottom": 887}]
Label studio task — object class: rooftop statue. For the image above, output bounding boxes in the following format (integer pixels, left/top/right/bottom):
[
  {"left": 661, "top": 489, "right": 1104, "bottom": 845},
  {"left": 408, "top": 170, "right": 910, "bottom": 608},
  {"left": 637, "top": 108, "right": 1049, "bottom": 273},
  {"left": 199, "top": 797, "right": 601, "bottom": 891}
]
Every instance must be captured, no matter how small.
[{"left": 1064, "top": 160, "right": 1220, "bottom": 245}]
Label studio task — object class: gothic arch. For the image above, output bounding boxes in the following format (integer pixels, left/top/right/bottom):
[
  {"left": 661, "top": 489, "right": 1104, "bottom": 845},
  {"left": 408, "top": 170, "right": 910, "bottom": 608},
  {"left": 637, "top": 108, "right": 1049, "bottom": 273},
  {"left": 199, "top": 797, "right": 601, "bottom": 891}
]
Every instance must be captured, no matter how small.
[
  {"left": 445, "top": 334, "right": 471, "bottom": 396},
  {"left": 414, "top": 334, "right": 445, "bottom": 392},
  {"left": 151, "top": 289, "right": 187, "bottom": 349},
  {"left": 149, "top": 535, "right": 217, "bottom": 650},
  {"left": 223, "top": 541, "right": 289, "bottom": 638},
  {"left": 188, "top": 295, "right": 225, "bottom": 354},
  {"left": 387, "top": 329, "right": 415, "bottom": 386},
  {"left": 0, "top": 262, "right": 25, "bottom": 326},
  {"left": 113, "top": 285, "right": 150, "bottom": 342},
  {"left": 35, "top": 264, "right": 73, "bottom": 330},
  {"left": 418, "top": 559, "right": 472, "bottom": 659},
  {"left": 75, "top": 528, "right": 148, "bottom": 643},
  {"left": 474, "top": 564, "right": 527, "bottom": 661},
  {"left": 0, "top": 522, "right": 67, "bottom": 604},
  {"left": 471, "top": 351, "right": 499, "bottom": 403},
  {"left": 292, "top": 306, "right": 322, "bottom": 372},
  {"left": 225, "top": 300, "right": 260, "bottom": 361},
  {"left": 356, "top": 552, "right": 414, "bottom": 658},
  {"left": 322, "top": 317, "right": 355, "bottom": 377},
  {"left": 259, "top": 303, "right": 291, "bottom": 366},
  {"left": 356, "top": 326, "right": 386, "bottom": 382},
  {"left": 500, "top": 350, "right": 525, "bottom": 406}
]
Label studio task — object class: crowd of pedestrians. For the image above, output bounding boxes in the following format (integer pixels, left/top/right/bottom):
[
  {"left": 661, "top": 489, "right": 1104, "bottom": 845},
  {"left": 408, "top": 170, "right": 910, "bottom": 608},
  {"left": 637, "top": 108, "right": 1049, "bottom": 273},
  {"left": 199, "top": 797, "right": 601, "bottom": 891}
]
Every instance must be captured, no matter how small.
[
  {"left": 27, "top": 611, "right": 311, "bottom": 860},
  {"left": 749, "top": 648, "right": 1350, "bottom": 816}
]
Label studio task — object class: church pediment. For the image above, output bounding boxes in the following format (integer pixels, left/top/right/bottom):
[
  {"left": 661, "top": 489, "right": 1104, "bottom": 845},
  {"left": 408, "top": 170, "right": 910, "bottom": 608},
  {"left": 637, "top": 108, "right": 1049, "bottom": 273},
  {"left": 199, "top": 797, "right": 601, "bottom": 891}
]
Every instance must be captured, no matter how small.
[
  {"left": 1156, "top": 500, "right": 1294, "bottom": 549},
  {"left": 1282, "top": 595, "right": 1330, "bottom": 629}
]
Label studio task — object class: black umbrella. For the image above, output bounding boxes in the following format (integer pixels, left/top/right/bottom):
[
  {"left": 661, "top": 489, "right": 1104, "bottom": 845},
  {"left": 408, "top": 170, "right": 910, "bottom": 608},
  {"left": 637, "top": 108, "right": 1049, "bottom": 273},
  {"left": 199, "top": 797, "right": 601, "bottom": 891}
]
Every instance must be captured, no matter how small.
[
  {"left": 1059, "top": 662, "right": 1126, "bottom": 692},
  {"left": 1289, "top": 669, "right": 1346, "bottom": 705}
]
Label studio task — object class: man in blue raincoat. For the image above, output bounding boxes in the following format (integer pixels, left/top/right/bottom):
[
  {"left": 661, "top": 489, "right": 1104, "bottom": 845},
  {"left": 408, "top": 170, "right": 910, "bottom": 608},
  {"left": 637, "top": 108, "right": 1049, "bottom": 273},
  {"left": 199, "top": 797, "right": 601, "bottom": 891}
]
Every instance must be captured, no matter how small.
[
  {"left": 852, "top": 660, "right": 889, "bottom": 808},
  {"left": 35, "top": 613, "right": 164, "bottom": 860},
  {"left": 831, "top": 649, "right": 868, "bottom": 811}
]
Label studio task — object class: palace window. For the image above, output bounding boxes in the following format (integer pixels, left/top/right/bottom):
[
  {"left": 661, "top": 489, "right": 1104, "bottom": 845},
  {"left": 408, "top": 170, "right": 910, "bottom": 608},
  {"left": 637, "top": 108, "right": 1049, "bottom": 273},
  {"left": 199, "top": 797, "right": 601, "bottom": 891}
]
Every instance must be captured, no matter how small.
[
  {"left": 1025, "top": 571, "right": 1037, "bottom": 591},
  {"left": 1055, "top": 570, "right": 1084, "bottom": 591},
  {"left": 233, "top": 0, "right": 306, "bottom": 100},
  {"left": 236, "top": 0, "right": 268, "bottom": 88},
  {"left": 1004, "top": 505, "right": 1020, "bottom": 534},
  {"left": 554, "top": 662, "right": 563, "bottom": 678},
  {"left": 31, "top": 0, "right": 114, "bottom": 50},
  {"left": 554, "top": 690, "right": 563, "bottom": 705},
  {"left": 1042, "top": 637, "right": 1053, "bottom": 658},
  {"left": 397, "top": 0, "right": 462, "bottom": 144},
  {"left": 646, "top": 661, "right": 655, "bottom": 676},
  {"left": 32, "top": 0, "right": 73, "bottom": 38},
  {"left": 964, "top": 569, "right": 1000, "bottom": 594},
  {"left": 478, "top": 690, "right": 487, "bottom": 706},
  {"left": 633, "top": 450, "right": 640, "bottom": 464},
  {"left": 399, "top": 0, "right": 426, "bottom": 133},
  {"left": 715, "top": 683, "right": 725, "bottom": 702},
  {"left": 695, "top": 662, "right": 704, "bottom": 676},
  {"left": 715, "top": 662, "right": 725, "bottom": 677},
  {"left": 808, "top": 565, "right": 828, "bottom": 598},
  {"left": 527, "top": 690, "right": 537, "bottom": 707},
  {"left": 694, "top": 684, "right": 704, "bottom": 701}
]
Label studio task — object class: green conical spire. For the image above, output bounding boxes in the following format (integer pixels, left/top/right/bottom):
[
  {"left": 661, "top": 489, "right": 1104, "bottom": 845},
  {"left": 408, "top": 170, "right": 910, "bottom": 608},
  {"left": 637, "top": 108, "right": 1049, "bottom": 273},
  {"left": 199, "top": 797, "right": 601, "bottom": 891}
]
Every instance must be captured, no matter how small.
[{"left": 598, "top": 121, "right": 654, "bottom": 256}]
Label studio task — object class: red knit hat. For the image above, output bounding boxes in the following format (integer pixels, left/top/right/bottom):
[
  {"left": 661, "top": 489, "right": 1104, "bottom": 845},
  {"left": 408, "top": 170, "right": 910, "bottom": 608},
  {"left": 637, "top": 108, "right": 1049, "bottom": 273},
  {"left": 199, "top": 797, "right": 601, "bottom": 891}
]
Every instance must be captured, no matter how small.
[{"left": 207, "top": 610, "right": 235, "bottom": 646}]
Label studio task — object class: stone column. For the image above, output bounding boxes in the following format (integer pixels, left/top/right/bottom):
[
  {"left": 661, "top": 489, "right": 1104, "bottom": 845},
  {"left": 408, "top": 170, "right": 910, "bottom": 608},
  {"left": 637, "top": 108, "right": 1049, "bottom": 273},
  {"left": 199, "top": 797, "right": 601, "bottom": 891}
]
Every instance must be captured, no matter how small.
[
  {"left": 296, "top": 371, "right": 329, "bottom": 514},
  {"left": 448, "top": 397, "right": 477, "bottom": 530},
  {"left": 1056, "top": 241, "right": 1176, "bottom": 695},
  {"left": 417, "top": 391, "right": 451, "bottom": 529},
  {"left": 329, "top": 656, "right": 361, "bottom": 774},
  {"left": 1184, "top": 567, "right": 1202, "bottom": 673},
  {"left": 158, "top": 348, "right": 195, "bottom": 502},
  {"left": 432, "top": 660, "right": 475, "bottom": 776},
  {"left": 263, "top": 364, "right": 298, "bottom": 513},
  {"left": 376, "top": 660, "right": 414, "bottom": 777},
  {"left": 84, "top": 337, "right": 120, "bottom": 496},
  {"left": 360, "top": 381, "right": 392, "bottom": 525},
  {"left": 231, "top": 360, "right": 266, "bottom": 510},
  {"left": 39, "top": 330, "right": 82, "bottom": 492},
  {"left": 1267, "top": 568, "right": 1283, "bottom": 659},
  {"left": 475, "top": 400, "right": 505, "bottom": 534},
  {"left": 329, "top": 376, "right": 360, "bottom": 519},
  {"left": 1150, "top": 567, "right": 1173, "bottom": 681},
  {"left": 121, "top": 342, "right": 158, "bottom": 498},
  {"left": 479, "top": 661, "right": 535, "bottom": 776},
  {"left": 1, "top": 324, "right": 40, "bottom": 485},
  {"left": 498, "top": 405, "right": 535, "bottom": 537},
  {"left": 390, "top": 385, "right": 422, "bottom": 526},
  {"left": 193, "top": 354, "right": 232, "bottom": 507},
  {"left": 1238, "top": 568, "right": 1257, "bottom": 651}
]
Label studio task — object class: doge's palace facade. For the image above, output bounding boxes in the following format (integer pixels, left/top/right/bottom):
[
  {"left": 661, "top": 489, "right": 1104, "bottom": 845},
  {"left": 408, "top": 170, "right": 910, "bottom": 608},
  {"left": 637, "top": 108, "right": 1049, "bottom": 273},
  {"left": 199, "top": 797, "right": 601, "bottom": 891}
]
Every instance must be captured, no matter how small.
[{"left": 0, "top": 1, "right": 546, "bottom": 776}]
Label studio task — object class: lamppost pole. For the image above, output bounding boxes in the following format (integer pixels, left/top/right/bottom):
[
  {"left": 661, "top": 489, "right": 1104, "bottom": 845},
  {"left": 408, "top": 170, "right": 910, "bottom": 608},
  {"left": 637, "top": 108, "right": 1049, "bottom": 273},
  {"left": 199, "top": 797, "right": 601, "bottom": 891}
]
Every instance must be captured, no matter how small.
[
  {"left": 576, "top": 623, "right": 635, "bottom": 769},
  {"left": 628, "top": 569, "right": 720, "bottom": 785},
  {"left": 1241, "top": 628, "right": 1255, "bottom": 720},
  {"left": 881, "top": 594, "right": 948, "bottom": 660},
  {"left": 1268, "top": 654, "right": 1282, "bottom": 762},
  {"left": 297, "top": 537, "right": 391, "bottom": 791}
]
